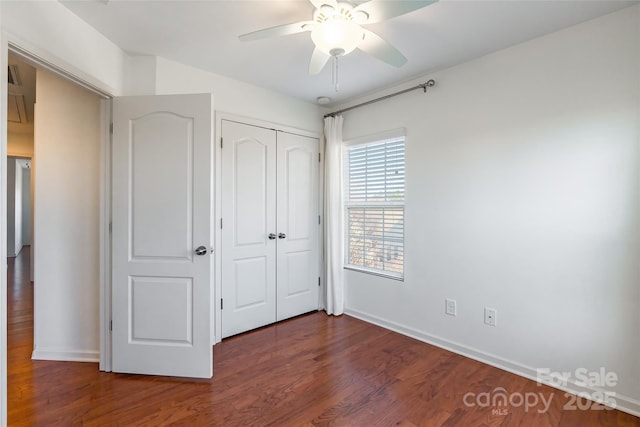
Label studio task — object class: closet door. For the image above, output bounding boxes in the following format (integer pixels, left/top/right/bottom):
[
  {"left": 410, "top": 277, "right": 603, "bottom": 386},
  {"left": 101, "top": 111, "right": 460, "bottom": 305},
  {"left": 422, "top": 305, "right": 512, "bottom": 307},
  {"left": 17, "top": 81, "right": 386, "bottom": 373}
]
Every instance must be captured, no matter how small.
[
  {"left": 221, "top": 120, "right": 277, "bottom": 338},
  {"left": 276, "top": 132, "right": 320, "bottom": 321}
]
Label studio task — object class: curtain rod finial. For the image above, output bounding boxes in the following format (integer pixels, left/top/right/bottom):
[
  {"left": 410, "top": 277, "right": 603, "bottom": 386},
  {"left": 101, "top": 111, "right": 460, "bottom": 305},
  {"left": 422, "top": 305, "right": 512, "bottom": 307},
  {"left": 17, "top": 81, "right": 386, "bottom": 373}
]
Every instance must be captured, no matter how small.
[{"left": 422, "top": 79, "right": 436, "bottom": 92}]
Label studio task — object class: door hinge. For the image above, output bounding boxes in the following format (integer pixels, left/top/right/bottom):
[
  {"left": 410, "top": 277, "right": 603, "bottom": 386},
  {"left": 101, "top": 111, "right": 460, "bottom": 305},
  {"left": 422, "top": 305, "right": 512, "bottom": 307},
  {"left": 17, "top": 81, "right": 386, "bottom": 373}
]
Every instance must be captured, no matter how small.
[
  {"left": 109, "top": 123, "right": 113, "bottom": 135},
  {"left": 220, "top": 137, "right": 223, "bottom": 149},
  {"left": 221, "top": 299, "right": 224, "bottom": 310},
  {"left": 318, "top": 152, "right": 321, "bottom": 162},
  {"left": 220, "top": 218, "right": 223, "bottom": 229},
  {"left": 318, "top": 277, "right": 321, "bottom": 287},
  {"left": 318, "top": 215, "right": 321, "bottom": 225},
  {"left": 109, "top": 222, "right": 112, "bottom": 233},
  {"left": 109, "top": 320, "right": 113, "bottom": 331}
]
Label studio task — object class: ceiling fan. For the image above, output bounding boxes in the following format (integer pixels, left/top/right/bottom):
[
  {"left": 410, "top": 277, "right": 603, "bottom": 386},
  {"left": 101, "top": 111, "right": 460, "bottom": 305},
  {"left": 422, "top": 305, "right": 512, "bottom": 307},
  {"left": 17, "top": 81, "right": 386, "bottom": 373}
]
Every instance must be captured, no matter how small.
[{"left": 239, "top": 0, "right": 437, "bottom": 76}]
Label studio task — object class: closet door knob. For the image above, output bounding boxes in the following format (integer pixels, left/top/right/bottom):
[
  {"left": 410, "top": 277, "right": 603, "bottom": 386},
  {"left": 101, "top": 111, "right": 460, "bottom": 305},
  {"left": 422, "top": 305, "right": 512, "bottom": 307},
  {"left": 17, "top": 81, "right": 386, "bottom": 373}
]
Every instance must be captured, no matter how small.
[
  {"left": 278, "top": 233, "right": 286, "bottom": 239},
  {"left": 268, "top": 233, "right": 276, "bottom": 240}
]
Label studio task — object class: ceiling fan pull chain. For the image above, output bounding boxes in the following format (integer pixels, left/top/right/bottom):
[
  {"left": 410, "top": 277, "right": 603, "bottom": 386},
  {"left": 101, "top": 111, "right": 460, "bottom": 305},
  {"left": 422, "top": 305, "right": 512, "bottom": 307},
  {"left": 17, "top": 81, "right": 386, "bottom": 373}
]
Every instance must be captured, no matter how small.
[
  {"left": 333, "top": 55, "right": 340, "bottom": 92},
  {"left": 332, "top": 55, "right": 336, "bottom": 90}
]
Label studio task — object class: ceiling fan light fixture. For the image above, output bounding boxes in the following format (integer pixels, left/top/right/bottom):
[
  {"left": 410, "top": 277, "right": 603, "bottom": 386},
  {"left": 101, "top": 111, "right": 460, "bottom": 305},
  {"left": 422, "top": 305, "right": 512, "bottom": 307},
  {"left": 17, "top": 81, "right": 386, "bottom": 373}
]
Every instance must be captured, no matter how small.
[{"left": 311, "top": 16, "right": 363, "bottom": 56}]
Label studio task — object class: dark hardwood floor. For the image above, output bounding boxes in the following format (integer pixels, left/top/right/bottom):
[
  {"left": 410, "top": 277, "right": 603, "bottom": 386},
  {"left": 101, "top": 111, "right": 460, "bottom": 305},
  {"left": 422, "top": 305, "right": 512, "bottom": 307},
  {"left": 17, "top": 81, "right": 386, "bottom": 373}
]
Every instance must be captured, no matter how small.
[{"left": 7, "top": 247, "right": 640, "bottom": 426}]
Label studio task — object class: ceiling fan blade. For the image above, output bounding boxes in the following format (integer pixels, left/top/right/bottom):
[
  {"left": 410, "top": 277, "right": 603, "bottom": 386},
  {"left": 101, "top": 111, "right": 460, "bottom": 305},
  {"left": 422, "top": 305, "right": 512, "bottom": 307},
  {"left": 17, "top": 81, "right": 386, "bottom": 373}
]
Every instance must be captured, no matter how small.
[
  {"left": 359, "top": 29, "right": 407, "bottom": 67},
  {"left": 309, "top": 48, "right": 331, "bottom": 74},
  {"left": 239, "top": 21, "right": 314, "bottom": 42},
  {"left": 309, "top": 0, "right": 338, "bottom": 10},
  {"left": 354, "top": 0, "right": 437, "bottom": 24}
]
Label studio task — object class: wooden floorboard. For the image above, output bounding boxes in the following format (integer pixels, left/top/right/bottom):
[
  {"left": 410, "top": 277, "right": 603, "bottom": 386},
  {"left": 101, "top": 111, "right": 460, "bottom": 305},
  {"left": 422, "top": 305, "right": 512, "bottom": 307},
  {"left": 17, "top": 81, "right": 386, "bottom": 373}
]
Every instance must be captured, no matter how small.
[{"left": 7, "top": 247, "right": 640, "bottom": 426}]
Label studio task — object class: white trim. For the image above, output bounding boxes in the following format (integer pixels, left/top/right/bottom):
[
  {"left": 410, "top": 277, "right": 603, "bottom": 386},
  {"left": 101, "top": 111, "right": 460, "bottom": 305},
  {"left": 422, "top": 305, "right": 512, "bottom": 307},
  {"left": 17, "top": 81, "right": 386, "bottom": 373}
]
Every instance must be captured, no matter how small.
[
  {"left": 343, "top": 127, "right": 406, "bottom": 148},
  {"left": 0, "top": 26, "right": 9, "bottom": 427},
  {"left": 344, "top": 307, "right": 640, "bottom": 418},
  {"left": 32, "top": 348, "right": 99, "bottom": 363},
  {"left": 6, "top": 34, "right": 116, "bottom": 98},
  {"left": 343, "top": 266, "right": 403, "bottom": 281},
  {"left": 213, "top": 113, "right": 223, "bottom": 345},
  {"left": 318, "top": 124, "right": 326, "bottom": 311},
  {"left": 217, "top": 112, "right": 321, "bottom": 140},
  {"left": 98, "top": 99, "right": 112, "bottom": 372}
]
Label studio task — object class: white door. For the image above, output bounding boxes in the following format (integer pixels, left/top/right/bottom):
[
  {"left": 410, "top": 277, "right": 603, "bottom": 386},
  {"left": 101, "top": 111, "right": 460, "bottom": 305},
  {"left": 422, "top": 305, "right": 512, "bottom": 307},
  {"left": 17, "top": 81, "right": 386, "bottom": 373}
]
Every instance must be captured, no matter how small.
[
  {"left": 221, "top": 120, "right": 320, "bottom": 338},
  {"left": 220, "top": 120, "right": 277, "bottom": 338},
  {"left": 276, "top": 132, "right": 320, "bottom": 321},
  {"left": 112, "top": 94, "right": 213, "bottom": 378}
]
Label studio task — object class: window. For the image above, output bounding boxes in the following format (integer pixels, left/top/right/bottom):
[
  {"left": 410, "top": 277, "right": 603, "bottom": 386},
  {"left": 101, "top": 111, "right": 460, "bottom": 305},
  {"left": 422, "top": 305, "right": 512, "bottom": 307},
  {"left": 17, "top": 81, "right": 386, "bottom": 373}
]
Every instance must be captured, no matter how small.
[{"left": 344, "top": 136, "right": 405, "bottom": 279}]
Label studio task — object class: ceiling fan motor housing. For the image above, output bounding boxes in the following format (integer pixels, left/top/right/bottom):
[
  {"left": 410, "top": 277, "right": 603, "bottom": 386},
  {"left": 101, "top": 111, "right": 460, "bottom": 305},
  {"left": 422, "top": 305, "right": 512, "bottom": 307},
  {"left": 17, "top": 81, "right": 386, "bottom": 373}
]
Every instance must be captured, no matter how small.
[
  {"left": 313, "top": 2, "right": 355, "bottom": 23},
  {"left": 311, "top": 2, "right": 365, "bottom": 56}
]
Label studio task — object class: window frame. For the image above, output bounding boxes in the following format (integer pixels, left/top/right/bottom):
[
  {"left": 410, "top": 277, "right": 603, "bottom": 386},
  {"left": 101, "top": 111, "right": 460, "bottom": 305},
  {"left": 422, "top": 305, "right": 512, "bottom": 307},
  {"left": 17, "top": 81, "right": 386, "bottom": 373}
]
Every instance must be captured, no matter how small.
[{"left": 343, "top": 129, "right": 406, "bottom": 281}]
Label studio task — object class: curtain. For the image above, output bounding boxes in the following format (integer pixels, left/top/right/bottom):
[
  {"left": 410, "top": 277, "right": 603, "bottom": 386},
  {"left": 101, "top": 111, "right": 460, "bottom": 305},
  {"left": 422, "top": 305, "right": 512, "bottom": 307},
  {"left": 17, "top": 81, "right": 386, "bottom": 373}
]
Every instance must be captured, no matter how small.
[{"left": 324, "top": 115, "right": 344, "bottom": 315}]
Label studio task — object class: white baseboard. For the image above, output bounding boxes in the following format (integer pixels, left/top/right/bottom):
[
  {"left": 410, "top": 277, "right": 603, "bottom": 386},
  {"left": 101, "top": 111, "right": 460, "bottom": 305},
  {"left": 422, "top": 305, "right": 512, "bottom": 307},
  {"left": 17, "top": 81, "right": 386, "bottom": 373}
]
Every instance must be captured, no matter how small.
[
  {"left": 344, "top": 307, "right": 640, "bottom": 418},
  {"left": 32, "top": 347, "right": 99, "bottom": 363}
]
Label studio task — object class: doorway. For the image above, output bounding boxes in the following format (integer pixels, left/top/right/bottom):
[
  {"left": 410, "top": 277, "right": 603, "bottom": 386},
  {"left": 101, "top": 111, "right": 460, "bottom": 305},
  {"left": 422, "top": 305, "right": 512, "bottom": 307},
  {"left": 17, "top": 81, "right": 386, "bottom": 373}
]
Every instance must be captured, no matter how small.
[
  {"left": 6, "top": 50, "right": 106, "bottom": 368},
  {"left": 7, "top": 54, "right": 35, "bottom": 278},
  {"left": 6, "top": 55, "right": 36, "bottom": 387},
  {"left": 1, "top": 37, "right": 114, "bottom": 422}
]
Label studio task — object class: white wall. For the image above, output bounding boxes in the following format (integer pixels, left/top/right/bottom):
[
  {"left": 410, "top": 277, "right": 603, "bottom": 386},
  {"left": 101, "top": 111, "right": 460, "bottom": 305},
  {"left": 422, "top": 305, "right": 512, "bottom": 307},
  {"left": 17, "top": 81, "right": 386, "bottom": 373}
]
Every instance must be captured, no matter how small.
[
  {"left": 7, "top": 133, "right": 34, "bottom": 277},
  {"left": 5, "top": 157, "right": 25, "bottom": 257},
  {"left": 123, "top": 55, "right": 157, "bottom": 96},
  {"left": 12, "top": 158, "right": 22, "bottom": 255},
  {"left": 7, "top": 131, "right": 34, "bottom": 255},
  {"left": 32, "top": 69, "right": 101, "bottom": 362},
  {"left": 21, "top": 164, "right": 31, "bottom": 246},
  {"left": 6, "top": 158, "right": 15, "bottom": 257},
  {"left": 153, "top": 57, "right": 323, "bottom": 133},
  {"left": 339, "top": 6, "right": 640, "bottom": 415}
]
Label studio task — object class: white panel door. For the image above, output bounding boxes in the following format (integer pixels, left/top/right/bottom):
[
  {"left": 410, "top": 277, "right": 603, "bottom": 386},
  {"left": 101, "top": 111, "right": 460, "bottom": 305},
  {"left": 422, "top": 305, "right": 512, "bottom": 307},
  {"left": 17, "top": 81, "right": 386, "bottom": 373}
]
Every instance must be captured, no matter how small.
[
  {"left": 112, "top": 94, "right": 213, "bottom": 378},
  {"left": 221, "top": 120, "right": 277, "bottom": 338},
  {"left": 276, "top": 132, "right": 320, "bottom": 321}
]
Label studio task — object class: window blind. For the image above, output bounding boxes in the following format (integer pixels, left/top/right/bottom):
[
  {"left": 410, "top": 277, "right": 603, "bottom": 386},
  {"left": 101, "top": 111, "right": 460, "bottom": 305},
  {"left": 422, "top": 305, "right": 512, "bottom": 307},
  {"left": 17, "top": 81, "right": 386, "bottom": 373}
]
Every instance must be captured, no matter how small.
[{"left": 345, "top": 138, "right": 405, "bottom": 277}]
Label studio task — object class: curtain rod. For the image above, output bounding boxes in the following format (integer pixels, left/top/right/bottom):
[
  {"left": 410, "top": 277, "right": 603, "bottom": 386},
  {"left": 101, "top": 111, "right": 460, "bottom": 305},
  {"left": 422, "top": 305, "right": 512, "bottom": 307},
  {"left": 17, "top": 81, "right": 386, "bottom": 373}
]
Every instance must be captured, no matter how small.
[{"left": 324, "top": 79, "right": 435, "bottom": 118}]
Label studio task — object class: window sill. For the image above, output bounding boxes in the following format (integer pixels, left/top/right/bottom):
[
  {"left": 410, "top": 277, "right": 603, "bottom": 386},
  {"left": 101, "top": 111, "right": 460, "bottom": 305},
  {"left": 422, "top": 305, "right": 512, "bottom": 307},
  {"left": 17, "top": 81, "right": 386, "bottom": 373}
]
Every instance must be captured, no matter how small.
[{"left": 344, "top": 266, "right": 404, "bottom": 282}]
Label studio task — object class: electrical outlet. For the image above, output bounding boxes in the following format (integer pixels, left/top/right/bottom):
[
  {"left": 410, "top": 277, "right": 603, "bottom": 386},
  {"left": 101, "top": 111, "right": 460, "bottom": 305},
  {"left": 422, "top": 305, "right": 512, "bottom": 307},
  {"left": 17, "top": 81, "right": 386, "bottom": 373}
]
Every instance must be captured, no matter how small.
[
  {"left": 484, "top": 307, "right": 497, "bottom": 326},
  {"left": 445, "top": 298, "right": 457, "bottom": 316}
]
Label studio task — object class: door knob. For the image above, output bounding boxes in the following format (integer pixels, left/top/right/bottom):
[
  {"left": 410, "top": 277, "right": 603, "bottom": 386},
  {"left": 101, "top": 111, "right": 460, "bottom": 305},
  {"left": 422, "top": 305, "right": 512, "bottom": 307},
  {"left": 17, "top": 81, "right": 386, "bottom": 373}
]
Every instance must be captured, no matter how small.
[
  {"left": 278, "top": 233, "right": 286, "bottom": 239},
  {"left": 194, "top": 245, "right": 208, "bottom": 256},
  {"left": 268, "top": 233, "right": 276, "bottom": 240}
]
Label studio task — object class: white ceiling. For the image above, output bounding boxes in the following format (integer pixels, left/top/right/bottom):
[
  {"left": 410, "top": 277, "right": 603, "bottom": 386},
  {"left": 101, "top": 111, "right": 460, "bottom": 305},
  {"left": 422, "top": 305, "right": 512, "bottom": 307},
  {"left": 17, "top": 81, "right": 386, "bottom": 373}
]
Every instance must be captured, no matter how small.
[{"left": 61, "top": 0, "right": 637, "bottom": 107}]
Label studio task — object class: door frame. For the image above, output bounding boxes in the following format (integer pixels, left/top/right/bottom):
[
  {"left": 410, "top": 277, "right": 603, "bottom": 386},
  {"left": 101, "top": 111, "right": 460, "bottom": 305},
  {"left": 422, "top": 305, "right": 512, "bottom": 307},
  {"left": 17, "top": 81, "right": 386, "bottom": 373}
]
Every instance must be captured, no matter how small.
[
  {"left": 1, "top": 33, "right": 114, "bottom": 393},
  {"left": 214, "top": 112, "right": 324, "bottom": 344}
]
